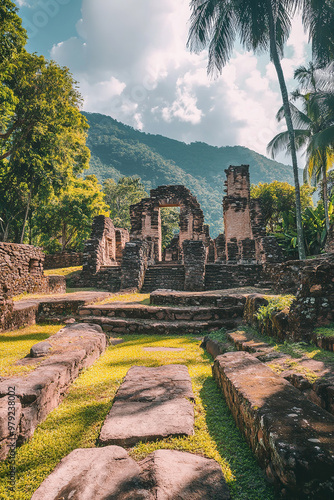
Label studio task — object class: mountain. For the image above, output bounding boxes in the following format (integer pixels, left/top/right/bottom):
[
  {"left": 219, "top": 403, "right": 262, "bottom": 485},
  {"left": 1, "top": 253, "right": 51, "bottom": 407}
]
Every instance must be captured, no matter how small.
[{"left": 83, "top": 112, "right": 295, "bottom": 237}]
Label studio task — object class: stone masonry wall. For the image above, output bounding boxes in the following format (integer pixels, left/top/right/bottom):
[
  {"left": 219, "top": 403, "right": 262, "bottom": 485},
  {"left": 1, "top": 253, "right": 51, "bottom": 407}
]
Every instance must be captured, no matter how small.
[
  {"left": 81, "top": 216, "right": 129, "bottom": 277},
  {"left": 0, "top": 242, "right": 50, "bottom": 297},
  {"left": 121, "top": 239, "right": 155, "bottom": 290},
  {"left": 130, "top": 185, "right": 209, "bottom": 262},
  {"left": 183, "top": 240, "right": 206, "bottom": 291},
  {"left": 44, "top": 252, "right": 83, "bottom": 270},
  {"left": 288, "top": 254, "right": 334, "bottom": 340},
  {"left": 223, "top": 166, "right": 253, "bottom": 262}
]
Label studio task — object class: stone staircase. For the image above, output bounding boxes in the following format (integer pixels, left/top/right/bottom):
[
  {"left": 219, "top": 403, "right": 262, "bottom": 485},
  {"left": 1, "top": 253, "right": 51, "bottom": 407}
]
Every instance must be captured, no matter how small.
[
  {"left": 141, "top": 264, "right": 185, "bottom": 292},
  {"left": 77, "top": 300, "right": 244, "bottom": 335}
]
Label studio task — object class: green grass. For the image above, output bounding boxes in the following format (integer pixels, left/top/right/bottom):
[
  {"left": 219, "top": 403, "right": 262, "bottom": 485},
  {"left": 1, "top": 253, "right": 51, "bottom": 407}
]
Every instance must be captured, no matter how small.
[
  {"left": 99, "top": 292, "right": 150, "bottom": 305},
  {"left": 256, "top": 294, "right": 295, "bottom": 323},
  {"left": 0, "top": 335, "right": 276, "bottom": 500},
  {"left": 43, "top": 266, "right": 82, "bottom": 277},
  {"left": 241, "top": 325, "right": 334, "bottom": 370},
  {"left": 314, "top": 324, "right": 334, "bottom": 339},
  {"left": 0, "top": 324, "right": 64, "bottom": 377}
]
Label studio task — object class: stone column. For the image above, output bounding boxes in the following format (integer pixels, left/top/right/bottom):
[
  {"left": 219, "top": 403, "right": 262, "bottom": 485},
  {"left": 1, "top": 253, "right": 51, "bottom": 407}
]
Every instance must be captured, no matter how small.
[{"left": 183, "top": 240, "right": 206, "bottom": 291}]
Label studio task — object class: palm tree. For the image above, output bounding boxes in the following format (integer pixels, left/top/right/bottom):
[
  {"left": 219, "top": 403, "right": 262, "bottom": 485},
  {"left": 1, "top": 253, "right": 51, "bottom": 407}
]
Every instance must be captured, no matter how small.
[
  {"left": 267, "top": 63, "right": 334, "bottom": 232},
  {"left": 187, "top": 0, "right": 334, "bottom": 259}
]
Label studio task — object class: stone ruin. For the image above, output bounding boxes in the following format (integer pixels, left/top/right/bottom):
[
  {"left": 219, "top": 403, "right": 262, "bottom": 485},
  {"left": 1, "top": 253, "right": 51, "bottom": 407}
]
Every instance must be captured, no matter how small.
[{"left": 77, "top": 165, "right": 283, "bottom": 292}]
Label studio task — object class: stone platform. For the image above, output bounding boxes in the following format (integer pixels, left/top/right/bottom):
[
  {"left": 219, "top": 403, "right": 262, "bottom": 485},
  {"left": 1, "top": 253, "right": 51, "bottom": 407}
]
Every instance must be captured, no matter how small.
[
  {"left": 31, "top": 446, "right": 231, "bottom": 500},
  {"left": 99, "top": 365, "right": 195, "bottom": 446}
]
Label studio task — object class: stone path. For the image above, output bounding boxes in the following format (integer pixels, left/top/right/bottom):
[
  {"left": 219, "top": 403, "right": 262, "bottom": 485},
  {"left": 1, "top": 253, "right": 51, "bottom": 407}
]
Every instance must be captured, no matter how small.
[
  {"left": 32, "top": 446, "right": 231, "bottom": 500},
  {"left": 99, "top": 365, "right": 195, "bottom": 446}
]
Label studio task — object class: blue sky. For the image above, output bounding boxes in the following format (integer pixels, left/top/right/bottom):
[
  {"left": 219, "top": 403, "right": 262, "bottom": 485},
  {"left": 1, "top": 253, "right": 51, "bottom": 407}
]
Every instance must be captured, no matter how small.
[{"left": 15, "top": 0, "right": 311, "bottom": 164}]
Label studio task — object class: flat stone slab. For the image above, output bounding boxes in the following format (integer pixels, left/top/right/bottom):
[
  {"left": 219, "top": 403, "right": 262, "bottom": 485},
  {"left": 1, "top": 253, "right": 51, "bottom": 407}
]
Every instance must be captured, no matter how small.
[
  {"left": 31, "top": 445, "right": 142, "bottom": 500},
  {"left": 140, "top": 449, "right": 231, "bottom": 499},
  {"left": 115, "top": 365, "right": 195, "bottom": 402},
  {"left": 99, "top": 364, "right": 194, "bottom": 446},
  {"left": 99, "top": 399, "right": 194, "bottom": 446},
  {"left": 32, "top": 446, "right": 230, "bottom": 499}
]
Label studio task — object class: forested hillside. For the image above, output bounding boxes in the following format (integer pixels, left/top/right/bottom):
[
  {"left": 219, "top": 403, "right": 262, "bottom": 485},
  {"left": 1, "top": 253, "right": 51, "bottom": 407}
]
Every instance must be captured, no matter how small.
[{"left": 84, "top": 112, "right": 295, "bottom": 236}]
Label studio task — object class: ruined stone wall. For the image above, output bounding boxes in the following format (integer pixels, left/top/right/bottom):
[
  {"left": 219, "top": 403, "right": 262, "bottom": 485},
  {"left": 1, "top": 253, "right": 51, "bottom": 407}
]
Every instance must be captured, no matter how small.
[
  {"left": 163, "top": 235, "right": 180, "bottom": 262},
  {"left": 121, "top": 239, "right": 155, "bottom": 290},
  {"left": 115, "top": 228, "right": 130, "bottom": 262},
  {"left": 223, "top": 165, "right": 283, "bottom": 264},
  {"left": 183, "top": 240, "right": 206, "bottom": 291},
  {"left": 288, "top": 255, "right": 334, "bottom": 340},
  {"left": 0, "top": 242, "right": 49, "bottom": 297},
  {"left": 44, "top": 252, "right": 83, "bottom": 270},
  {"left": 82, "top": 215, "right": 128, "bottom": 275},
  {"left": 223, "top": 165, "right": 253, "bottom": 248},
  {"left": 130, "top": 185, "right": 209, "bottom": 262}
]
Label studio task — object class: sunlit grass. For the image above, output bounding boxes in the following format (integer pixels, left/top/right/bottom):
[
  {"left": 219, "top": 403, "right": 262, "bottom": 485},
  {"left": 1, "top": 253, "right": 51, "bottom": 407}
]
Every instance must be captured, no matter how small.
[
  {"left": 44, "top": 266, "right": 82, "bottom": 276},
  {"left": 0, "top": 335, "right": 276, "bottom": 500},
  {"left": 100, "top": 292, "right": 150, "bottom": 305},
  {"left": 0, "top": 324, "right": 64, "bottom": 377}
]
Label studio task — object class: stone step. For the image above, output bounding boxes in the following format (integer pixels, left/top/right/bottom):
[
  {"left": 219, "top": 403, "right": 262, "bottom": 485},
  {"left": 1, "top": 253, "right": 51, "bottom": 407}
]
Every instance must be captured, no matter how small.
[
  {"left": 78, "top": 304, "right": 244, "bottom": 321},
  {"left": 150, "top": 290, "right": 248, "bottom": 307},
  {"left": 213, "top": 351, "right": 334, "bottom": 499},
  {"left": 141, "top": 264, "right": 185, "bottom": 293},
  {"left": 79, "top": 316, "right": 239, "bottom": 335}
]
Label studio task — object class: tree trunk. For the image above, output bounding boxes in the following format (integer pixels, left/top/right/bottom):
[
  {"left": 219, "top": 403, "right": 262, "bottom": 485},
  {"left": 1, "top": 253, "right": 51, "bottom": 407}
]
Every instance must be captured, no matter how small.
[
  {"left": 62, "top": 223, "right": 67, "bottom": 251},
  {"left": 266, "top": 0, "right": 306, "bottom": 260},
  {"left": 322, "top": 157, "right": 330, "bottom": 232},
  {"left": 20, "top": 189, "right": 32, "bottom": 244}
]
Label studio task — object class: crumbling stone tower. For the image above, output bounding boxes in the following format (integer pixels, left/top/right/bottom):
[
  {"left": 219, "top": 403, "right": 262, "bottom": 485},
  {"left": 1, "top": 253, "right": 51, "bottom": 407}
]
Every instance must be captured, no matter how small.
[
  {"left": 223, "top": 165, "right": 256, "bottom": 262},
  {"left": 223, "top": 164, "right": 282, "bottom": 264}
]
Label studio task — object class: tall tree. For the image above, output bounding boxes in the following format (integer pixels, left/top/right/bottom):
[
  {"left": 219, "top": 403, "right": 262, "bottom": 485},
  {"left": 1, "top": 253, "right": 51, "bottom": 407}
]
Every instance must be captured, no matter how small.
[
  {"left": 267, "top": 63, "right": 334, "bottom": 232},
  {"left": 0, "top": 53, "right": 90, "bottom": 242},
  {"left": 33, "top": 175, "right": 109, "bottom": 252},
  {"left": 187, "top": 0, "right": 334, "bottom": 259},
  {"left": 104, "top": 176, "right": 148, "bottom": 229}
]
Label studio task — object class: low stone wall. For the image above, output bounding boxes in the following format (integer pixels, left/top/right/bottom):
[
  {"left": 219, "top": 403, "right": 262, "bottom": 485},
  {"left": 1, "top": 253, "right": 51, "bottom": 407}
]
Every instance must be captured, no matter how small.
[
  {"left": 0, "top": 242, "right": 47, "bottom": 297},
  {"left": 264, "top": 260, "right": 306, "bottom": 294},
  {"left": 288, "top": 255, "right": 334, "bottom": 341},
  {"left": 0, "top": 243, "right": 65, "bottom": 300},
  {"left": 44, "top": 252, "right": 83, "bottom": 270},
  {"left": 73, "top": 266, "right": 121, "bottom": 292},
  {"left": 0, "top": 294, "right": 14, "bottom": 332},
  {"left": 213, "top": 351, "right": 334, "bottom": 499},
  {"left": 244, "top": 294, "right": 290, "bottom": 342},
  {"left": 0, "top": 323, "right": 106, "bottom": 460}
]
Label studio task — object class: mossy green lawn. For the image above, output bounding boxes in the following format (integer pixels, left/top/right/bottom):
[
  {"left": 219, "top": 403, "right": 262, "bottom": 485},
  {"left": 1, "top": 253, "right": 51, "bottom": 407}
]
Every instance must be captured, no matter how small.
[
  {"left": 0, "top": 324, "right": 64, "bottom": 377},
  {"left": 0, "top": 335, "right": 276, "bottom": 500}
]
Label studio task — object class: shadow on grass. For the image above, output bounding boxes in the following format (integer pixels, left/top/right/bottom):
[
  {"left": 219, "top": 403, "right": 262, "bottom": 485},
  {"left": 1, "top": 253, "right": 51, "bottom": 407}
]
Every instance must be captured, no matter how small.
[{"left": 0, "top": 333, "right": 50, "bottom": 343}]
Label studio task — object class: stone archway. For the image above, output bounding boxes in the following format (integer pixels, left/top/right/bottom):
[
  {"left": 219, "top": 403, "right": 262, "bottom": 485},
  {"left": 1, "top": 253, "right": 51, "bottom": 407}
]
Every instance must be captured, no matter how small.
[{"left": 129, "top": 185, "right": 208, "bottom": 262}]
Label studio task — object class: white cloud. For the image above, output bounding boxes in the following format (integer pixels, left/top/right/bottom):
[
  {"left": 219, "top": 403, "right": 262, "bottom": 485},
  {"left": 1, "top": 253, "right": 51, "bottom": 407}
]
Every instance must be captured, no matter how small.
[{"left": 50, "top": 0, "right": 310, "bottom": 157}]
